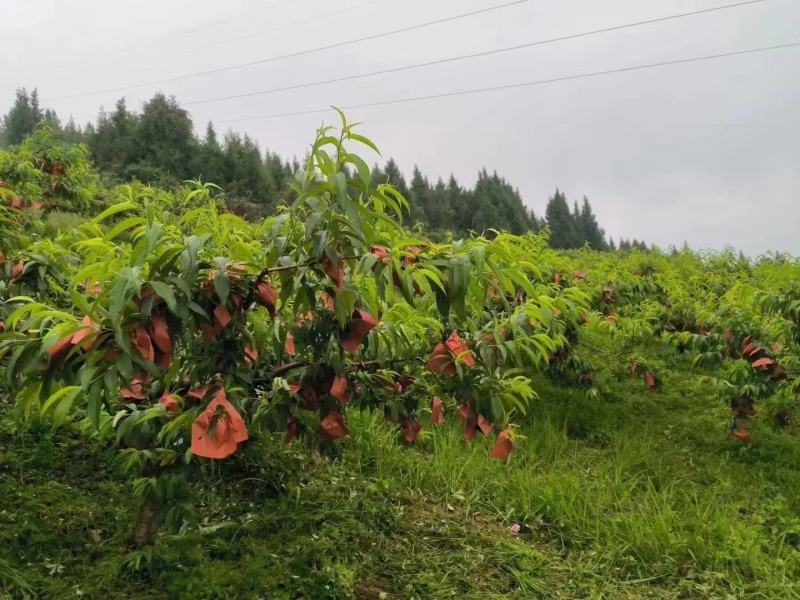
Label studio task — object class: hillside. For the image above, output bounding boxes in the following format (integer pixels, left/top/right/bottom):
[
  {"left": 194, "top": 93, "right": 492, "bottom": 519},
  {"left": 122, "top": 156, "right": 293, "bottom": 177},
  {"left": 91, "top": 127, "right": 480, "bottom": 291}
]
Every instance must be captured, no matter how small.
[{"left": 2, "top": 119, "right": 799, "bottom": 599}]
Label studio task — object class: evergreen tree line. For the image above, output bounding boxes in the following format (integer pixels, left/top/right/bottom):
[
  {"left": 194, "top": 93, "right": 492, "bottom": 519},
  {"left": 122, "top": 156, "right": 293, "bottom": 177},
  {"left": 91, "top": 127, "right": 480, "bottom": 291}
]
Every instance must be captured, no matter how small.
[{"left": 2, "top": 87, "right": 621, "bottom": 249}]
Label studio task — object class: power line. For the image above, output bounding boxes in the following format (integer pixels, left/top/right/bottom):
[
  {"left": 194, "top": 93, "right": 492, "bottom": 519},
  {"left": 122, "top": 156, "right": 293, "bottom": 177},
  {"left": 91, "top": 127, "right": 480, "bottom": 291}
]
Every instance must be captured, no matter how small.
[
  {"left": 46, "top": 0, "right": 297, "bottom": 75},
  {"left": 177, "top": 0, "right": 383, "bottom": 57},
  {"left": 104, "top": 0, "right": 296, "bottom": 56},
  {"left": 56, "top": 0, "right": 382, "bottom": 89},
  {"left": 42, "top": 0, "right": 527, "bottom": 102},
  {"left": 211, "top": 41, "right": 800, "bottom": 124},
  {"left": 180, "top": 0, "right": 766, "bottom": 107}
]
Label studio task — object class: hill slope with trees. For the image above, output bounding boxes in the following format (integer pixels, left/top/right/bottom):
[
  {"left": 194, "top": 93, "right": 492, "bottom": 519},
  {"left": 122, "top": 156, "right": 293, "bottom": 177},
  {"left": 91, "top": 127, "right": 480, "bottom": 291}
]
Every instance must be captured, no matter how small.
[{"left": 1, "top": 87, "right": 619, "bottom": 248}]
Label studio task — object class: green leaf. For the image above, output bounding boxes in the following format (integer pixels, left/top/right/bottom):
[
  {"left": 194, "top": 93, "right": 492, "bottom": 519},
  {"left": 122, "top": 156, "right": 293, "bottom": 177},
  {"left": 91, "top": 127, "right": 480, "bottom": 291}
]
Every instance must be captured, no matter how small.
[
  {"left": 87, "top": 383, "right": 102, "bottom": 430},
  {"left": 348, "top": 132, "right": 381, "bottom": 155},
  {"left": 41, "top": 385, "right": 81, "bottom": 418},
  {"left": 149, "top": 281, "right": 177, "bottom": 313},
  {"left": 92, "top": 201, "right": 139, "bottom": 224},
  {"left": 214, "top": 269, "right": 230, "bottom": 304},
  {"left": 105, "top": 216, "right": 146, "bottom": 241},
  {"left": 347, "top": 153, "right": 371, "bottom": 187},
  {"left": 334, "top": 289, "right": 357, "bottom": 327},
  {"left": 109, "top": 270, "right": 142, "bottom": 328}
]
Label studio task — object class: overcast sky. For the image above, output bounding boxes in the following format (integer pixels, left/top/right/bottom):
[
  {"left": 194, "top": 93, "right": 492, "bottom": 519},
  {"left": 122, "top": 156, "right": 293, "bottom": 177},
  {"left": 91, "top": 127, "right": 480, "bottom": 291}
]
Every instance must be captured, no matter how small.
[{"left": 2, "top": 0, "right": 798, "bottom": 255}]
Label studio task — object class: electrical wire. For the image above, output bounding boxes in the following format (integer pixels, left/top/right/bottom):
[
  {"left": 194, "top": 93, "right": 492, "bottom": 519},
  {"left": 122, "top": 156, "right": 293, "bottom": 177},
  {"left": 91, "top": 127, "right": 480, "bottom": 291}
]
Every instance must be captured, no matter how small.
[
  {"left": 180, "top": 0, "right": 767, "bottom": 107},
  {"left": 44, "top": 0, "right": 299, "bottom": 75},
  {"left": 105, "top": 0, "right": 296, "bottom": 56},
  {"left": 42, "top": 0, "right": 527, "bottom": 101},
  {"left": 210, "top": 41, "right": 800, "bottom": 124},
  {"left": 176, "top": 0, "right": 383, "bottom": 56}
]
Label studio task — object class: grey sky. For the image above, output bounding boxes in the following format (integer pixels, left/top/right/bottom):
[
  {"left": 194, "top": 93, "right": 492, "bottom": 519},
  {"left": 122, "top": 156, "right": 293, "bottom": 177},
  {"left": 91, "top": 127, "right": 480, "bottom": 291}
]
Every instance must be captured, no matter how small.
[{"left": 2, "top": 0, "right": 798, "bottom": 255}]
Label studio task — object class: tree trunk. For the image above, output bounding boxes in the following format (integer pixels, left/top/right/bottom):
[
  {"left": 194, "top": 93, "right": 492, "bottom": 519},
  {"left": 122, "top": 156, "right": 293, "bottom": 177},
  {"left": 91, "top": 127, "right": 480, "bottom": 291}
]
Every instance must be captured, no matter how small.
[{"left": 130, "top": 500, "right": 159, "bottom": 548}]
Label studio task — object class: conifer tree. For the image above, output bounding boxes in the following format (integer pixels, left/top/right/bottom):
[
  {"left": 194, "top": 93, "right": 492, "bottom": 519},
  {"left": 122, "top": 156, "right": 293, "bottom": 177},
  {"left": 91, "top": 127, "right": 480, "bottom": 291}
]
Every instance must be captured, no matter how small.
[
  {"left": 546, "top": 189, "right": 579, "bottom": 249},
  {"left": 0, "top": 88, "right": 623, "bottom": 248},
  {"left": 92, "top": 98, "right": 137, "bottom": 178},
  {"left": 409, "top": 166, "right": 431, "bottom": 226},
  {"left": 578, "top": 197, "right": 608, "bottom": 250},
  {"left": 1, "top": 88, "right": 39, "bottom": 146}
]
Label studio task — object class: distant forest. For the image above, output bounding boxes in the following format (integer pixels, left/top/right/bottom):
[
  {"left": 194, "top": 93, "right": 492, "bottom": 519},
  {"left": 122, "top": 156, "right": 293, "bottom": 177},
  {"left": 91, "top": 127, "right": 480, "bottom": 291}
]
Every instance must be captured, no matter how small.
[{"left": 0, "top": 87, "right": 649, "bottom": 250}]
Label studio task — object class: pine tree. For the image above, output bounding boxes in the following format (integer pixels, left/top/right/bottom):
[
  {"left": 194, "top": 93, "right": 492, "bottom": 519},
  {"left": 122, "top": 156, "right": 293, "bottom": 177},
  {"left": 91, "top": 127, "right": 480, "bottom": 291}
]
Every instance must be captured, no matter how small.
[
  {"left": 1, "top": 87, "right": 626, "bottom": 245},
  {"left": 427, "top": 177, "right": 454, "bottom": 232},
  {"left": 196, "top": 122, "right": 226, "bottom": 187},
  {"left": 128, "top": 93, "right": 197, "bottom": 183},
  {"left": 382, "top": 159, "right": 412, "bottom": 224},
  {"left": 471, "top": 170, "right": 531, "bottom": 236},
  {"left": 62, "top": 116, "right": 86, "bottom": 144},
  {"left": 409, "top": 166, "right": 431, "bottom": 226},
  {"left": 382, "top": 159, "right": 410, "bottom": 199},
  {"left": 264, "top": 150, "right": 293, "bottom": 206},
  {"left": 527, "top": 208, "right": 543, "bottom": 233},
  {"left": 30, "top": 89, "right": 42, "bottom": 123},
  {"left": 222, "top": 132, "right": 269, "bottom": 202},
  {"left": 578, "top": 197, "right": 607, "bottom": 250},
  {"left": 91, "top": 98, "right": 137, "bottom": 179},
  {"left": 1, "top": 88, "right": 39, "bottom": 146},
  {"left": 546, "top": 189, "right": 579, "bottom": 249},
  {"left": 446, "top": 174, "right": 475, "bottom": 234}
]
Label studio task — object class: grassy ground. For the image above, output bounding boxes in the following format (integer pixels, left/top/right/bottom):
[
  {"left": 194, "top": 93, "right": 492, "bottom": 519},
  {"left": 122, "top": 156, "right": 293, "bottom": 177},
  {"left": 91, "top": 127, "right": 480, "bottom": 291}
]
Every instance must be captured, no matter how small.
[{"left": 3, "top": 338, "right": 800, "bottom": 598}]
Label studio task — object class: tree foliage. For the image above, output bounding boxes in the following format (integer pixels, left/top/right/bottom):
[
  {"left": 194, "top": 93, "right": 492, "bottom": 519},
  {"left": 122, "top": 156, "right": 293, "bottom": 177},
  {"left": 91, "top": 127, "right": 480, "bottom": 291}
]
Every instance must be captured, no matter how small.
[
  {"left": 544, "top": 189, "right": 608, "bottom": 250},
  {"left": 1, "top": 114, "right": 592, "bottom": 544},
  {"left": 0, "top": 91, "right": 617, "bottom": 246}
]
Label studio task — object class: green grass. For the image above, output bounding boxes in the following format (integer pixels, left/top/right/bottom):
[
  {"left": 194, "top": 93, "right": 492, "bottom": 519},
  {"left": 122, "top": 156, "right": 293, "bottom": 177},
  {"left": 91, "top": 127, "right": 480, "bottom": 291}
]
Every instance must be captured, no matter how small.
[
  {"left": 3, "top": 340, "right": 800, "bottom": 598},
  {"left": 41, "top": 211, "right": 88, "bottom": 238}
]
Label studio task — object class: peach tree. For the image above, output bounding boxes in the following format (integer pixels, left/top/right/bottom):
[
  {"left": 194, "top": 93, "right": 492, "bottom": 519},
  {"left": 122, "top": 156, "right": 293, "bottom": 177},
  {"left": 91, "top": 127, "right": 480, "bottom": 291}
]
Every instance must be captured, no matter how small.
[{"left": 0, "top": 114, "right": 587, "bottom": 545}]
